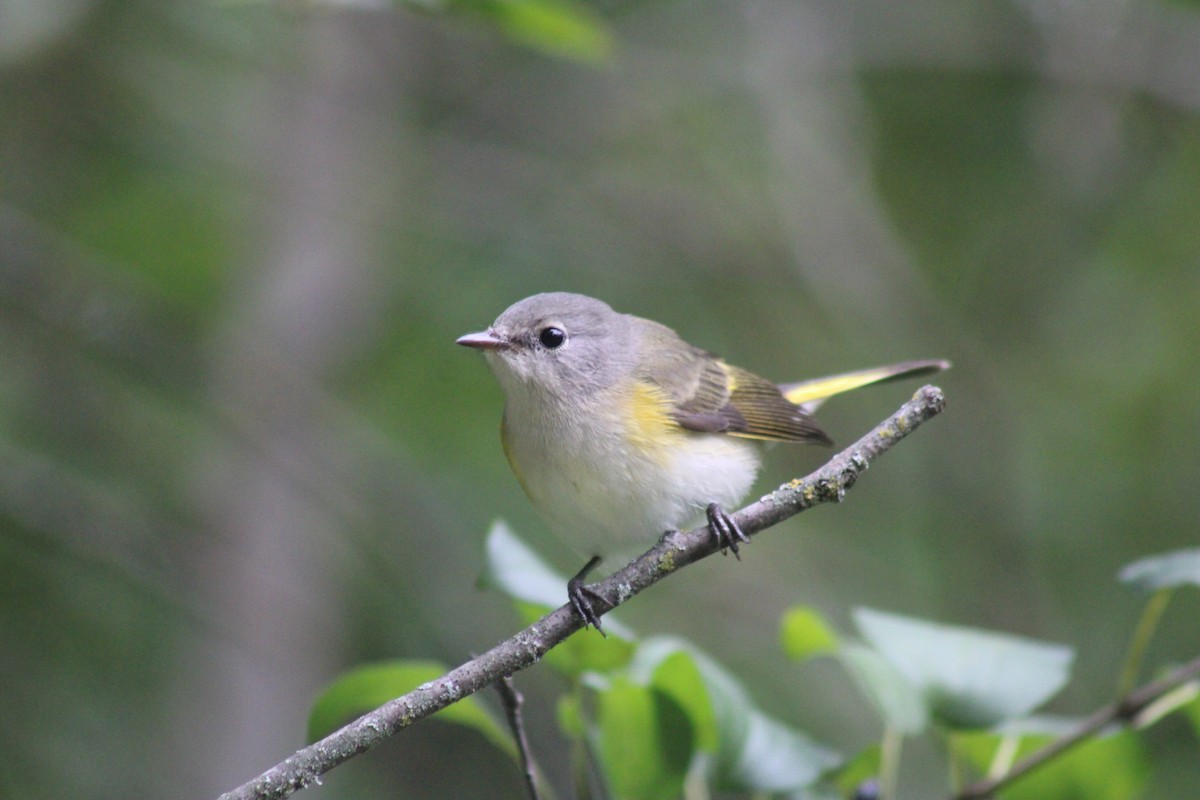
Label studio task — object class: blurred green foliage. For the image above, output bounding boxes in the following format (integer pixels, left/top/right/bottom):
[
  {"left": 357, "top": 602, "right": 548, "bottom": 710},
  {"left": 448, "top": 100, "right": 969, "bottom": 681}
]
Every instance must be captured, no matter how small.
[
  {"left": 311, "top": 535, "right": 1195, "bottom": 798},
  {"left": 2, "top": 0, "right": 1200, "bottom": 798}
]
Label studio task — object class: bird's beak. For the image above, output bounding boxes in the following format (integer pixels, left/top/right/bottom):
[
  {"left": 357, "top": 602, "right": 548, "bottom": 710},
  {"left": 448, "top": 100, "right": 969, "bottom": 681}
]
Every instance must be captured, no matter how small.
[{"left": 456, "top": 330, "right": 504, "bottom": 351}]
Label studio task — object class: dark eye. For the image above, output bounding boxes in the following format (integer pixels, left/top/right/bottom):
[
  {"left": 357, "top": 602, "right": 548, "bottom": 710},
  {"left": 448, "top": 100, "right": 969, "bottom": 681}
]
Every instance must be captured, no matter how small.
[{"left": 538, "top": 326, "right": 566, "bottom": 349}]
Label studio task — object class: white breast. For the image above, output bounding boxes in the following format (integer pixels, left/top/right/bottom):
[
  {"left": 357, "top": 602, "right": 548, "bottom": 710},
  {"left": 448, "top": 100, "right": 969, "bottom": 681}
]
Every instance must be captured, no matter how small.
[{"left": 501, "top": 382, "right": 762, "bottom": 564}]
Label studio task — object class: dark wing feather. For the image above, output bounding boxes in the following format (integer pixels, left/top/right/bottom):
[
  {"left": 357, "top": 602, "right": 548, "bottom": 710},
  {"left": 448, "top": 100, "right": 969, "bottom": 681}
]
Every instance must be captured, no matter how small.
[
  {"left": 669, "top": 359, "right": 830, "bottom": 445},
  {"left": 719, "top": 364, "right": 831, "bottom": 444},
  {"left": 667, "top": 356, "right": 735, "bottom": 431},
  {"left": 628, "top": 316, "right": 829, "bottom": 445}
]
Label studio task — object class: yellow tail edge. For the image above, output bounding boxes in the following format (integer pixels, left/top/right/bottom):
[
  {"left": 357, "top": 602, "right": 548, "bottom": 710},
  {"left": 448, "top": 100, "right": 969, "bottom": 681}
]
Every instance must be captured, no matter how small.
[{"left": 781, "top": 359, "right": 950, "bottom": 407}]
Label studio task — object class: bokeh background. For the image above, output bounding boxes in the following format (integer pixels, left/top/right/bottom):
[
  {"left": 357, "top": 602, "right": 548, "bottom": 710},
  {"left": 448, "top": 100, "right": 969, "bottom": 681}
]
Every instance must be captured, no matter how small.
[{"left": 2, "top": 1, "right": 1199, "bottom": 797}]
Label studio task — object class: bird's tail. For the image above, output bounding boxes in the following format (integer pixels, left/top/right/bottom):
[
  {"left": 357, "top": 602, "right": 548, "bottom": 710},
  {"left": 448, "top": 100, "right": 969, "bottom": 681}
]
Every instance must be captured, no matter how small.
[{"left": 781, "top": 359, "right": 950, "bottom": 413}]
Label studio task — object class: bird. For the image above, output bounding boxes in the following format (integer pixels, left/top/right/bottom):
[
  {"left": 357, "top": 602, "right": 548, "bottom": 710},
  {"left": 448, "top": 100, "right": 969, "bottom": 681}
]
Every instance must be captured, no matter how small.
[{"left": 458, "top": 292, "right": 947, "bottom": 630}]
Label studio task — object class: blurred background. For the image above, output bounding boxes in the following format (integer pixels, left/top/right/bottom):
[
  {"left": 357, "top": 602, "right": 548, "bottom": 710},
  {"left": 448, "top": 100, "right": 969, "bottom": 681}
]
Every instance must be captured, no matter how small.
[{"left": 2, "top": 0, "right": 1199, "bottom": 797}]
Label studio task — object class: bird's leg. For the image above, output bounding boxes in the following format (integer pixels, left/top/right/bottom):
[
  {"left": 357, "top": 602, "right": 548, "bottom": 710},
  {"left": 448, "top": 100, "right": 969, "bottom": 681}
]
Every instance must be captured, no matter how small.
[
  {"left": 567, "top": 555, "right": 608, "bottom": 636},
  {"left": 706, "top": 502, "right": 750, "bottom": 559}
]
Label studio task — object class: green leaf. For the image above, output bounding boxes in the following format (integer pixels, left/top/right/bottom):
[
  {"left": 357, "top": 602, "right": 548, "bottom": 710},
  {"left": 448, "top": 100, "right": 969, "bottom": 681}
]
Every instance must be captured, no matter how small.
[
  {"left": 957, "top": 727, "right": 1148, "bottom": 800},
  {"left": 788, "top": 788, "right": 844, "bottom": 800},
  {"left": 307, "top": 661, "right": 513, "bottom": 756},
  {"left": 647, "top": 649, "right": 719, "bottom": 753},
  {"left": 1131, "top": 679, "right": 1200, "bottom": 728},
  {"left": 839, "top": 643, "right": 929, "bottom": 734},
  {"left": 260, "top": 0, "right": 614, "bottom": 61},
  {"left": 781, "top": 605, "right": 840, "bottom": 662},
  {"left": 480, "top": 521, "right": 637, "bottom": 677},
  {"left": 627, "top": 636, "right": 840, "bottom": 791},
  {"left": 726, "top": 707, "right": 842, "bottom": 792},
  {"left": 480, "top": 520, "right": 575, "bottom": 608},
  {"left": 628, "top": 637, "right": 745, "bottom": 761},
  {"left": 854, "top": 608, "right": 1073, "bottom": 729},
  {"left": 542, "top": 620, "right": 637, "bottom": 677},
  {"left": 1183, "top": 690, "right": 1200, "bottom": 740},
  {"left": 830, "top": 744, "right": 883, "bottom": 797},
  {"left": 481, "top": 521, "right": 635, "bottom": 633},
  {"left": 476, "top": 0, "right": 613, "bottom": 62},
  {"left": 596, "top": 676, "right": 694, "bottom": 800},
  {"left": 1118, "top": 548, "right": 1200, "bottom": 592},
  {"left": 556, "top": 692, "right": 586, "bottom": 738}
]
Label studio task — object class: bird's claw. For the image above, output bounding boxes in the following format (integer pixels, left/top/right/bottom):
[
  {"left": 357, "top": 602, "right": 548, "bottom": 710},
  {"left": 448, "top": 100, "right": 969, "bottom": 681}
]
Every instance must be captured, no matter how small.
[
  {"left": 706, "top": 502, "right": 750, "bottom": 559},
  {"left": 567, "top": 555, "right": 608, "bottom": 636}
]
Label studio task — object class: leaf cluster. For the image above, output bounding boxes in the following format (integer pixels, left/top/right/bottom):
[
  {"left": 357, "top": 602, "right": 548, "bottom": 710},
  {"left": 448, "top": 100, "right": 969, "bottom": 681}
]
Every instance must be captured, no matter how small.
[{"left": 310, "top": 531, "right": 1200, "bottom": 799}]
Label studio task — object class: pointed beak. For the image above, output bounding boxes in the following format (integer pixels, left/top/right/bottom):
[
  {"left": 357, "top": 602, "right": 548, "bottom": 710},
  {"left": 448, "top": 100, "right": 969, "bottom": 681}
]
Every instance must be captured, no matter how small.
[{"left": 456, "top": 330, "right": 504, "bottom": 351}]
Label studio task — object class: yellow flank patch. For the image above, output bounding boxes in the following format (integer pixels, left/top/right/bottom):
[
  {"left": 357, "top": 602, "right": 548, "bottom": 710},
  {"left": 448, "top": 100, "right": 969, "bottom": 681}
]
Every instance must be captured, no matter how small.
[
  {"left": 500, "top": 418, "right": 533, "bottom": 496},
  {"left": 625, "top": 380, "right": 679, "bottom": 456}
]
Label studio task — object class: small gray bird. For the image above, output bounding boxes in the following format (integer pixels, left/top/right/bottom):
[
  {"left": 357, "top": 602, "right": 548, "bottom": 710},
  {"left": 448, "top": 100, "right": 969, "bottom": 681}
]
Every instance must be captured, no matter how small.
[{"left": 459, "top": 292, "right": 948, "bottom": 629}]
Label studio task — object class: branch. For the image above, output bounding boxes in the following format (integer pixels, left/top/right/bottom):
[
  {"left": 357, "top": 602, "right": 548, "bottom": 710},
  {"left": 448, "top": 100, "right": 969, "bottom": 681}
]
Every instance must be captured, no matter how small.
[
  {"left": 216, "top": 385, "right": 948, "bottom": 800},
  {"left": 495, "top": 676, "right": 541, "bottom": 800},
  {"left": 955, "top": 652, "right": 1200, "bottom": 799}
]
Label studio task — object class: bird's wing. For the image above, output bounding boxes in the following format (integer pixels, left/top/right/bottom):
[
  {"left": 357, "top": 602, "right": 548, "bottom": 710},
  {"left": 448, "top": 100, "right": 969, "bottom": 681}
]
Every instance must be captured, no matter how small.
[{"left": 669, "top": 358, "right": 831, "bottom": 445}]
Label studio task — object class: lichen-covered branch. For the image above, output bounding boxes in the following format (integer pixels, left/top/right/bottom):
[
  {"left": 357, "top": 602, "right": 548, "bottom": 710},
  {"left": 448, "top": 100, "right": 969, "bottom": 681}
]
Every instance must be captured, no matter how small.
[{"left": 217, "top": 385, "right": 948, "bottom": 800}]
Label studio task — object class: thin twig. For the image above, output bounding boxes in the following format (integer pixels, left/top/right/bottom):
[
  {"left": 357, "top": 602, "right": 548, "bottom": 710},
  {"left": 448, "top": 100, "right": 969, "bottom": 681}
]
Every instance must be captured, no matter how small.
[
  {"left": 216, "top": 385, "right": 948, "bottom": 800},
  {"left": 495, "top": 675, "right": 541, "bottom": 800},
  {"left": 954, "top": 652, "right": 1200, "bottom": 799},
  {"left": 1116, "top": 589, "right": 1172, "bottom": 696}
]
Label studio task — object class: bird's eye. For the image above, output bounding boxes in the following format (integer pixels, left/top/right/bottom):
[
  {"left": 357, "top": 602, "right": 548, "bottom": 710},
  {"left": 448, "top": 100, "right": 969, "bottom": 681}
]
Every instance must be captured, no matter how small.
[{"left": 538, "top": 326, "right": 566, "bottom": 349}]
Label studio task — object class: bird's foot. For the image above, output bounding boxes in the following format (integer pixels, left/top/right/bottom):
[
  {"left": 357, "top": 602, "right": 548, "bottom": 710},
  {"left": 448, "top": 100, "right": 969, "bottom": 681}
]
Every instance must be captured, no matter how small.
[
  {"left": 706, "top": 502, "right": 750, "bottom": 559},
  {"left": 567, "top": 555, "right": 608, "bottom": 636}
]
